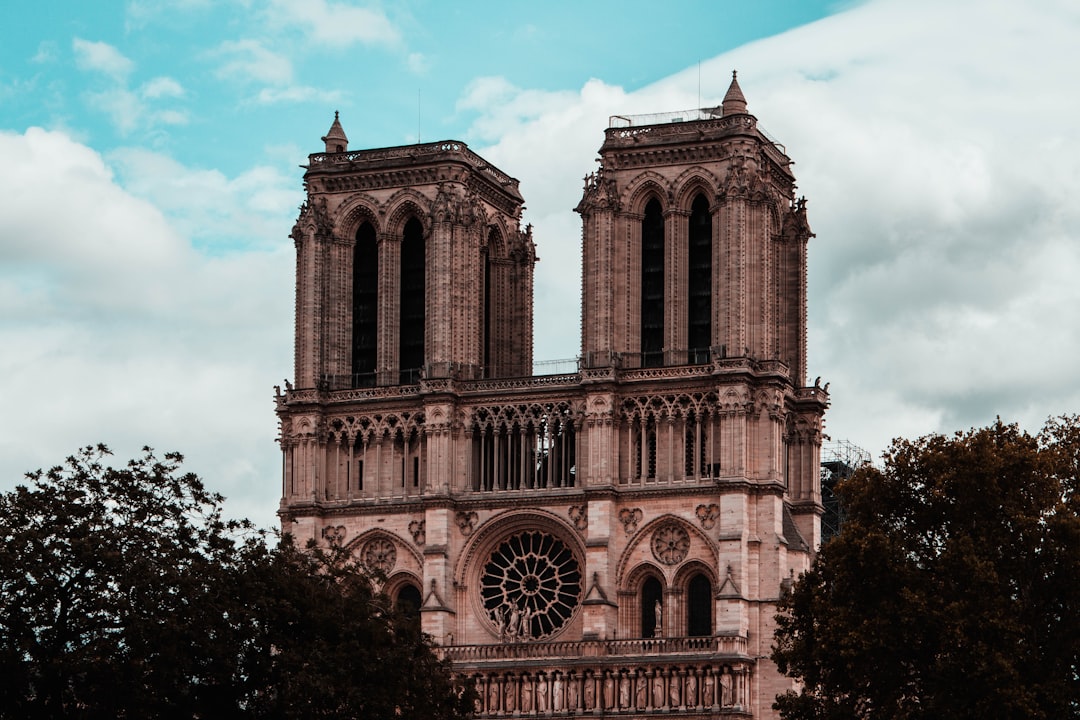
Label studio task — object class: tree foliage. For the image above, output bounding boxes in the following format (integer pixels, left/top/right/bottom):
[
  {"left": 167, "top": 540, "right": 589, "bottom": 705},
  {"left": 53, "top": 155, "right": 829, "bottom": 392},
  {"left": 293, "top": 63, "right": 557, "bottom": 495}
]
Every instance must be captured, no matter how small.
[
  {"left": 0, "top": 445, "right": 474, "bottom": 719},
  {"left": 772, "top": 418, "right": 1080, "bottom": 720}
]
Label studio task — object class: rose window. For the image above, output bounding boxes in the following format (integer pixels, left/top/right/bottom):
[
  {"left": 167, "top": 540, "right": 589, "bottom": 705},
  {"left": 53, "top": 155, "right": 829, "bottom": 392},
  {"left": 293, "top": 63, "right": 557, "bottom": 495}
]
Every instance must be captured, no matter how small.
[
  {"left": 362, "top": 537, "right": 396, "bottom": 573},
  {"left": 651, "top": 523, "right": 690, "bottom": 565},
  {"left": 480, "top": 530, "right": 582, "bottom": 639}
]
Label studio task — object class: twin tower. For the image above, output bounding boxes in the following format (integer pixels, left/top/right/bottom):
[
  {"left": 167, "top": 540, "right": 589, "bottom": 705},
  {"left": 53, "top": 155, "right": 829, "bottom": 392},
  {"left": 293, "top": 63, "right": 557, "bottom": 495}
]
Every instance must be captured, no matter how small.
[{"left": 276, "top": 74, "right": 827, "bottom": 719}]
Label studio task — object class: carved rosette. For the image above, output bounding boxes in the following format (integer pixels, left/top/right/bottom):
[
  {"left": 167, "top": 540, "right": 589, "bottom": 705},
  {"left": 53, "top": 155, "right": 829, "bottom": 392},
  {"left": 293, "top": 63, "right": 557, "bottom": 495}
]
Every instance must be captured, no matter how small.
[
  {"left": 619, "top": 508, "right": 643, "bottom": 535},
  {"left": 651, "top": 523, "right": 690, "bottom": 565},
  {"left": 361, "top": 537, "right": 397, "bottom": 573}
]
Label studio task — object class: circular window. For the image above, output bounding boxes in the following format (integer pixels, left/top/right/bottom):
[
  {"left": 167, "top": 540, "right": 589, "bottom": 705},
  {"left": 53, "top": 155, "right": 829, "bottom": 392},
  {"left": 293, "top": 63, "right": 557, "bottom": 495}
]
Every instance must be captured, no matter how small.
[
  {"left": 362, "top": 537, "right": 396, "bottom": 573},
  {"left": 651, "top": 523, "right": 690, "bottom": 565},
  {"left": 480, "top": 530, "right": 582, "bottom": 640}
]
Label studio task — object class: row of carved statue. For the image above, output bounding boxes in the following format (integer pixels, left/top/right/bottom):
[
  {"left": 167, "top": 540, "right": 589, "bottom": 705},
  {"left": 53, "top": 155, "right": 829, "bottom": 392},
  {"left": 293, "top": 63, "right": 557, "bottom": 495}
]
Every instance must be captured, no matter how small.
[{"left": 468, "top": 664, "right": 749, "bottom": 716}]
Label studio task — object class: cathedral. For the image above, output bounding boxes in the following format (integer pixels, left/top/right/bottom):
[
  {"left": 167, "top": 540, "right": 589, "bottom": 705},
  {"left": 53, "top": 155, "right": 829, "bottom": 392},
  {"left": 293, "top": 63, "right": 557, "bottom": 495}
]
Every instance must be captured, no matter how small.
[{"left": 275, "top": 73, "right": 827, "bottom": 719}]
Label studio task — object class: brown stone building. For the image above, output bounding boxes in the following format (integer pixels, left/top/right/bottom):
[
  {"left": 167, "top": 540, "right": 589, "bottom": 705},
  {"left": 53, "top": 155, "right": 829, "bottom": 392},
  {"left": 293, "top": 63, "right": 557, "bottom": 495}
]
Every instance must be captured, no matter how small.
[{"left": 275, "top": 74, "right": 827, "bottom": 719}]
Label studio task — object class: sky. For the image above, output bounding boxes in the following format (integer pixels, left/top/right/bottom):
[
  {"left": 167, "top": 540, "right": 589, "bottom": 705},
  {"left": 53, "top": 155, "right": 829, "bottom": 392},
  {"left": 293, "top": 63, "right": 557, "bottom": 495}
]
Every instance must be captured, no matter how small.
[{"left": 2, "top": 0, "right": 1078, "bottom": 527}]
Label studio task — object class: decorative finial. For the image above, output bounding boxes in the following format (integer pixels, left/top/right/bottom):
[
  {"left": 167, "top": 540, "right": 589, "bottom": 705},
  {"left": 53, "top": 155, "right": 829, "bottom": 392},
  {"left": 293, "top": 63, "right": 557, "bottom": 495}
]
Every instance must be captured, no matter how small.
[{"left": 722, "top": 69, "right": 748, "bottom": 116}]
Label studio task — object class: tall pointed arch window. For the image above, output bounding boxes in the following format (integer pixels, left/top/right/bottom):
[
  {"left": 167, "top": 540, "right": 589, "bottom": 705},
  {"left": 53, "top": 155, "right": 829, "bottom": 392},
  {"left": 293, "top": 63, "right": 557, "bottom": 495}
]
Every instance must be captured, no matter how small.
[
  {"left": 641, "top": 576, "right": 663, "bottom": 638},
  {"left": 687, "top": 573, "right": 713, "bottom": 636},
  {"left": 641, "top": 198, "right": 665, "bottom": 367},
  {"left": 399, "top": 217, "right": 425, "bottom": 384},
  {"left": 352, "top": 221, "right": 378, "bottom": 386},
  {"left": 688, "top": 193, "right": 712, "bottom": 363}
]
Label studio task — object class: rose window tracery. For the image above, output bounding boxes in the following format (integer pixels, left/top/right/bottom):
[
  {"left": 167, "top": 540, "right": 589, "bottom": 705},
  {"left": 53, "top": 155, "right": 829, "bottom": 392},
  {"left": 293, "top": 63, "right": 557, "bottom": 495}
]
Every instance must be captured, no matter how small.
[
  {"left": 651, "top": 523, "right": 690, "bottom": 565},
  {"left": 362, "top": 537, "right": 396, "bottom": 573},
  {"left": 480, "top": 530, "right": 582, "bottom": 640}
]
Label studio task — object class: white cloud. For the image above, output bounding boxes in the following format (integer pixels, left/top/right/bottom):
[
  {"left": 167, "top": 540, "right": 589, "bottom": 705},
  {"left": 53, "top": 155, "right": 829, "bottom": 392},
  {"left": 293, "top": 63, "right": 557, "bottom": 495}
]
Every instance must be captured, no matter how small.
[
  {"left": 0, "top": 128, "right": 296, "bottom": 525},
  {"left": 72, "top": 38, "right": 135, "bottom": 80},
  {"left": 213, "top": 39, "right": 294, "bottom": 85},
  {"left": 463, "top": 0, "right": 1080, "bottom": 460},
  {"left": 31, "top": 41, "right": 58, "bottom": 64},
  {"left": 141, "top": 76, "right": 185, "bottom": 98},
  {"left": 407, "top": 52, "right": 429, "bottom": 74},
  {"left": 255, "top": 85, "right": 343, "bottom": 105},
  {"left": 266, "top": 0, "right": 400, "bottom": 47}
]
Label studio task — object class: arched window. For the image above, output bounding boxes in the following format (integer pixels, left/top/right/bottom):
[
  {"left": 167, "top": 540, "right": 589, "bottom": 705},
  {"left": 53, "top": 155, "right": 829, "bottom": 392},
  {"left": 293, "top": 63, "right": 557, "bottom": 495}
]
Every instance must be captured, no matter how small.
[
  {"left": 399, "top": 217, "right": 425, "bottom": 384},
  {"left": 641, "top": 576, "right": 664, "bottom": 638},
  {"left": 396, "top": 583, "right": 422, "bottom": 620},
  {"left": 641, "top": 198, "right": 664, "bottom": 367},
  {"left": 688, "top": 193, "right": 712, "bottom": 362},
  {"left": 687, "top": 573, "right": 712, "bottom": 637},
  {"left": 352, "top": 221, "right": 378, "bottom": 386}
]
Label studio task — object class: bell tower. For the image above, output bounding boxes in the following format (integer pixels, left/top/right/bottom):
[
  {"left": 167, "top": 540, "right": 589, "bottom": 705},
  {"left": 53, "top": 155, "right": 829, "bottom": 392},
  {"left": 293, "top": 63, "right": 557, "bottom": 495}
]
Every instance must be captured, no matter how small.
[{"left": 276, "top": 74, "right": 828, "bottom": 720}]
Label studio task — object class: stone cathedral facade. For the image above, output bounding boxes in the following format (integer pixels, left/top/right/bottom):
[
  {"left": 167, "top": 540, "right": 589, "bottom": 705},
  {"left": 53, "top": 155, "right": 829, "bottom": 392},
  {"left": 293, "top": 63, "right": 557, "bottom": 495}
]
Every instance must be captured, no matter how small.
[{"left": 275, "top": 74, "right": 827, "bottom": 719}]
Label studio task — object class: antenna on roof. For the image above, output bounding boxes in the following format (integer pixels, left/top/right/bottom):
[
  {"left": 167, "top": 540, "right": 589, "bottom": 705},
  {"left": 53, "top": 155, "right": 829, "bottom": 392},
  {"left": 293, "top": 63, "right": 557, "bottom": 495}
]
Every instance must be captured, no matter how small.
[
  {"left": 698, "top": 60, "right": 701, "bottom": 109},
  {"left": 417, "top": 88, "right": 421, "bottom": 144}
]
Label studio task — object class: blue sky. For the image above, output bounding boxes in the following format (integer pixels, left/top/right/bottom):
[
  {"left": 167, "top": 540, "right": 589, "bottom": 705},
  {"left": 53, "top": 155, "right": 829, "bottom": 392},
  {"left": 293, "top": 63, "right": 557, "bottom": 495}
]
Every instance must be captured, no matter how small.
[{"left": 2, "top": 0, "right": 1079, "bottom": 526}]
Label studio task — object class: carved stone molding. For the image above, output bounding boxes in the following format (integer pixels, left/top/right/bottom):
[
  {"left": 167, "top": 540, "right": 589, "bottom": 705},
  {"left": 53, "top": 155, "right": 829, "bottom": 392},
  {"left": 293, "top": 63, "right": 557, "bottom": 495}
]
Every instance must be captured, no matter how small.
[
  {"left": 456, "top": 510, "right": 479, "bottom": 536},
  {"left": 695, "top": 503, "right": 721, "bottom": 530},
  {"left": 618, "top": 508, "right": 643, "bottom": 535},
  {"left": 409, "top": 519, "right": 426, "bottom": 546},
  {"left": 321, "top": 524, "right": 346, "bottom": 544},
  {"left": 568, "top": 505, "right": 588, "bottom": 532},
  {"left": 651, "top": 523, "right": 690, "bottom": 565},
  {"left": 361, "top": 537, "right": 396, "bottom": 573}
]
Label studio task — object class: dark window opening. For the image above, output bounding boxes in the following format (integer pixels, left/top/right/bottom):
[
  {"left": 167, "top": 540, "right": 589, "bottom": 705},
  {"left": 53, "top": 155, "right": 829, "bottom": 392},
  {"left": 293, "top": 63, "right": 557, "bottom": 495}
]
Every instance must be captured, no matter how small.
[
  {"left": 352, "top": 222, "right": 378, "bottom": 385},
  {"left": 641, "top": 198, "right": 665, "bottom": 367},
  {"left": 397, "top": 583, "right": 422, "bottom": 619},
  {"left": 687, "top": 573, "right": 712, "bottom": 637},
  {"left": 688, "top": 193, "right": 712, "bottom": 359},
  {"left": 399, "top": 217, "right": 425, "bottom": 384},
  {"left": 641, "top": 576, "right": 663, "bottom": 638}
]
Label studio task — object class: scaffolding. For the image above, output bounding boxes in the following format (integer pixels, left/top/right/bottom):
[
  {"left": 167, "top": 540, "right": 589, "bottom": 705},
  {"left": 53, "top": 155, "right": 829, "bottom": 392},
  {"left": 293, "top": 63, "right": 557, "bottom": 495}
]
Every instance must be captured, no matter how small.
[{"left": 819, "top": 439, "right": 871, "bottom": 543}]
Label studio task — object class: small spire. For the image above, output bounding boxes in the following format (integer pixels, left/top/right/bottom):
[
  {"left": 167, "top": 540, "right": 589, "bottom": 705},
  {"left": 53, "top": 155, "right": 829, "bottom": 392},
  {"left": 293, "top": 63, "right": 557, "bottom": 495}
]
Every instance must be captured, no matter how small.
[
  {"left": 722, "top": 70, "right": 748, "bottom": 116},
  {"left": 321, "top": 110, "right": 348, "bottom": 153}
]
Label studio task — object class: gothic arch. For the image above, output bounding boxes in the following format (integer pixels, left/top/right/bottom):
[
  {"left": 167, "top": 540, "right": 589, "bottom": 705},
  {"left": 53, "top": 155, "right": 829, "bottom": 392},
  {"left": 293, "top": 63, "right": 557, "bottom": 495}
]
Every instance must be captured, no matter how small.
[
  {"left": 455, "top": 509, "right": 585, "bottom": 641},
  {"left": 384, "top": 190, "right": 432, "bottom": 236},
  {"left": 616, "top": 513, "right": 717, "bottom": 588},
  {"left": 346, "top": 527, "right": 424, "bottom": 582},
  {"left": 672, "top": 168, "right": 719, "bottom": 210},
  {"left": 621, "top": 171, "right": 672, "bottom": 215},
  {"left": 336, "top": 193, "right": 383, "bottom": 239}
]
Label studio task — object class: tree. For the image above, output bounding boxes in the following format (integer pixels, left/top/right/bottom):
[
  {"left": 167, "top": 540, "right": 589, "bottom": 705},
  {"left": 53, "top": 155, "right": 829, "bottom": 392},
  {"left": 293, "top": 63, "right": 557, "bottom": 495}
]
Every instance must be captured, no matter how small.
[
  {"left": 237, "top": 535, "right": 476, "bottom": 720},
  {"left": 772, "top": 418, "right": 1080, "bottom": 720},
  {"left": 0, "top": 446, "right": 475, "bottom": 719}
]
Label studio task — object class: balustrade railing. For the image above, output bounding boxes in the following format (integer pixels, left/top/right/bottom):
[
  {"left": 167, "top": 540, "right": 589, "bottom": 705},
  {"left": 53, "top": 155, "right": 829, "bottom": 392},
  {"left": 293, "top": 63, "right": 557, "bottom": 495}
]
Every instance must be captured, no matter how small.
[{"left": 441, "top": 635, "right": 747, "bottom": 663}]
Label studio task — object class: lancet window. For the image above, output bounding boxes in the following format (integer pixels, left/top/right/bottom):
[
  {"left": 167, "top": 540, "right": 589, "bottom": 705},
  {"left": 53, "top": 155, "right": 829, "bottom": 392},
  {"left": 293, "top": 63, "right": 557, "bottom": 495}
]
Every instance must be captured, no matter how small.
[
  {"left": 687, "top": 193, "right": 712, "bottom": 362},
  {"left": 640, "top": 576, "right": 663, "bottom": 638},
  {"left": 687, "top": 573, "right": 713, "bottom": 637},
  {"left": 352, "top": 221, "right": 378, "bottom": 385},
  {"left": 640, "top": 198, "right": 665, "bottom": 368},
  {"left": 399, "top": 217, "right": 425, "bottom": 384}
]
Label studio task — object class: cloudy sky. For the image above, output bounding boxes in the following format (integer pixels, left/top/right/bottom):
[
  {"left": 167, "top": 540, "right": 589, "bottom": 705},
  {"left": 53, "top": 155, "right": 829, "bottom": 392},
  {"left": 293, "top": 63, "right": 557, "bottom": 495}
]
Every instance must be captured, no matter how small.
[{"left": 2, "top": 0, "right": 1077, "bottom": 526}]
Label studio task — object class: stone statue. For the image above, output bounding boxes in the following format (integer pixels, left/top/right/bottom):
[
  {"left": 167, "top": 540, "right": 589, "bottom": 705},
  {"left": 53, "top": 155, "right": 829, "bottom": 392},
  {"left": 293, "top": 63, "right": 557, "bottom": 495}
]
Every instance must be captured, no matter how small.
[
  {"left": 536, "top": 676, "right": 549, "bottom": 712},
  {"left": 583, "top": 675, "right": 595, "bottom": 709},
  {"left": 519, "top": 604, "right": 532, "bottom": 640},
  {"left": 566, "top": 675, "right": 579, "bottom": 711},
  {"left": 507, "top": 604, "right": 521, "bottom": 641},
  {"left": 669, "top": 675, "right": 681, "bottom": 708},
  {"left": 504, "top": 680, "right": 516, "bottom": 713},
  {"left": 652, "top": 674, "right": 665, "bottom": 708},
  {"left": 603, "top": 673, "right": 615, "bottom": 709},
  {"left": 635, "top": 674, "right": 647, "bottom": 710},
  {"left": 703, "top": 672, "right": 715, "bottom": 708},
  {"left": 654, "top": 599, "right": 663, "bottom": 636},
  {"left": 520, "top": 677, "right": 533, "bottom": 712},
  {"left": 619, "top": 673, "right": 631, "bottom": 709},
  {"left": 685, "top": 673, "right": 698, "bottom": 708},
  {"left": 552, "top": 674, "right": 564, "bottom": 711}
]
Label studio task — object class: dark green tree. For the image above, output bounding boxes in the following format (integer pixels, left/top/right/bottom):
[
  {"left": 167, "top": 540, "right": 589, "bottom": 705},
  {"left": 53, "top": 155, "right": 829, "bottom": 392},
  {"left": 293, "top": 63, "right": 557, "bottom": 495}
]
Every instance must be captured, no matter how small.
[
  {"left": 238, "top": 535, "right": 476, "bottom": 720},
  {"left": 772, "top": 418, "right": 1080, "bottom": 720},
  {"left": 0, "top": 445, "right": 475, "bottom": 720}
]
